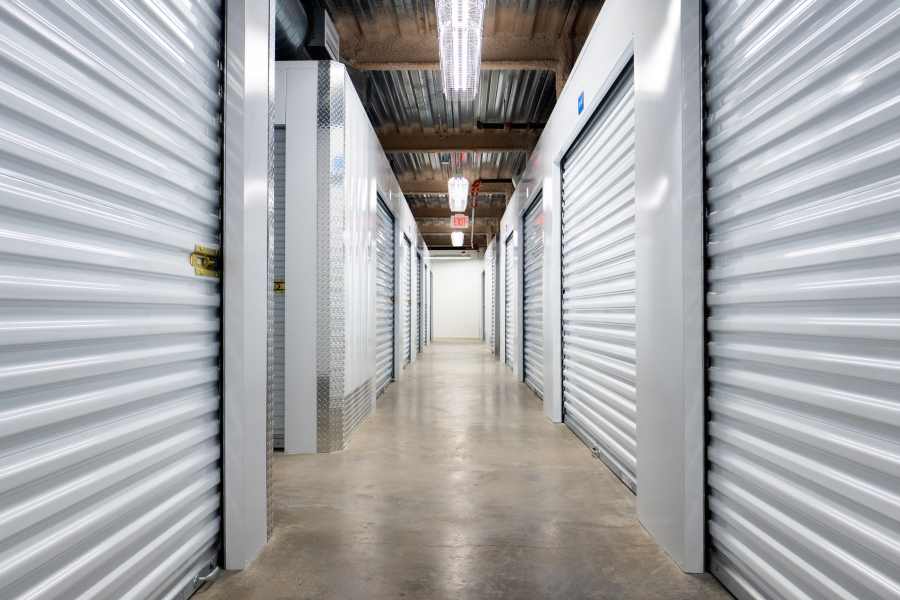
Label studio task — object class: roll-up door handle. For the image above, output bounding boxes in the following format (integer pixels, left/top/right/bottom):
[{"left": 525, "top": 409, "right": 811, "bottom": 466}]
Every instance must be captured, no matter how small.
[{"left": 190, "top": 244, "right": 221, "bottom": 278}]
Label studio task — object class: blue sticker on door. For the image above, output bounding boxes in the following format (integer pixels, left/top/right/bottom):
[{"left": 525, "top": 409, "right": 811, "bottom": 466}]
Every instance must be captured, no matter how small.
[{"left": 578, "top": 92, "right": 584, "bottom": 115}]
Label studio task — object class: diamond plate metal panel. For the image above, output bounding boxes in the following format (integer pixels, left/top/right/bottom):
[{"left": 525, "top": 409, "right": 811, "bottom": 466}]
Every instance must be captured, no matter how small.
[{"left": 316, "top": 61, "right": 346, "bottom": 453}]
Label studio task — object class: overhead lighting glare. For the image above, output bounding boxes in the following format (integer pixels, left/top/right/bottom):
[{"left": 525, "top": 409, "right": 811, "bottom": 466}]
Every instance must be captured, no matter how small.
[
  {"left": 436, "top": 0, "right": 485, "bottom": 101},
  {"left": 451, "top": 231, "right": 465, "bottom": 247},
  {"left": 448, "top": 175, "right": 469, "bottom": 212}
]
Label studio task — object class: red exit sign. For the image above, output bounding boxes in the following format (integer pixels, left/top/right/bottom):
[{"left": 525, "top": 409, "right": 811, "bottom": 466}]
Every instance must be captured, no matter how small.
[{"left": 451, "top": 214, "right": 469, "bottom": 228}]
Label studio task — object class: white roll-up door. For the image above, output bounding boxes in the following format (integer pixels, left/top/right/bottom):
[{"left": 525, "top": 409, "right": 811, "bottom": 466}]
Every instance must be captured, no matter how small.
[
  {"left": 504, "top": 233, "right": 515, "bottom": 369},
  {"left": 427, "top": 265, "right": 431, "bottom": 345},
  {"left": 375, "top": 200, "right": 395, "bottom": 395},
  {"left": 522, "top": 195, "right": 544, "bottom": 398},
  {"left": 416, "top": 252, "right": 423, "bottom": 354},
  {"left": 561, "top": 64, "right": 636, "bottom": 492},
  {"left": 402, "top": 235, "right": 412, "bottom": 365},
  {"left": 704, "top": 3, "right": 900, "bottom": 598},
  {"left": 0, "top": 2, "right": 224, "bottom": 598},
  {"left": 273, "top": 127, "right": 286, "bottom": 448},
  {"left": 488, "top": 244, "right": 496, "bottom": 353},
  {"left": 423, "top": 264, "right": 430, "bottom": 346}
]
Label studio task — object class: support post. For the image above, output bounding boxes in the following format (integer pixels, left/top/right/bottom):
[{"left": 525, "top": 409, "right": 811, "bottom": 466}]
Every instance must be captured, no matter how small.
[{"left": 223, "top": 0, "right": 273, "bottom": 569}]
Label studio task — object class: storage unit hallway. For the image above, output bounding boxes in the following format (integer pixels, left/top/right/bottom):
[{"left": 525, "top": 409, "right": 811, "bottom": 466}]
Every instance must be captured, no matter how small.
[
  {"left": 197, "top": 341, "right": 728, "bottom": 600},
  {"left": 3, "top": 1, "right": 900, "bottom": 598}
]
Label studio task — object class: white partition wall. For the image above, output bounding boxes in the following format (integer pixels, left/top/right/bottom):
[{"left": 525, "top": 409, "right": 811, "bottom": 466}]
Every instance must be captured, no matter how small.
[
  {"left": 432, "top": 257, "right": 485, "bottom": 339},
  {"left": 274, "top": 61, "right": 426, "bottom": 454}
]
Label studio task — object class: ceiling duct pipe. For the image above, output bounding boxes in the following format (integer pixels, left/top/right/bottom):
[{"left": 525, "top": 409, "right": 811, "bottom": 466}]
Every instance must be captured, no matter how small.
[{"left": 275, "top": 0, "right": 310, "bottom": 60}]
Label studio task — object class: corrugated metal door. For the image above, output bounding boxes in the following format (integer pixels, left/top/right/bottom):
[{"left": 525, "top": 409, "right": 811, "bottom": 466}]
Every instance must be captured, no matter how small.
[
  {"left": 704, "top": 3, "right": 900, "bottom": 598},
  {"left": 375, "top": 200, "right": 395, "bottom": 395},
  {"left": 273, "top": 127, "right": 286, "bottom": 448},
  {"left": 402, "top": 235, "right": 412, "bottom": 365},
  {"left": 428, "top": 271, "right": 434, "bottom": 342},
  {"left": 416, "top": 252, "right": 423, "bottom": 353},
  {"left": 561, "top": 64, "right": 637, "bottom": 492},
  {"left": 423, "top": 264, "right": 429, "bottom": 346},
  {"left": 489, "top": 245, "right": 496, "bottom": 353},
  {"left": 504, "top": 233, "right": 515, "bottom": 369},
  {"left": 522, "top": 195, "right": 544, "bottom": 398},
  {"left": 0, "top": 2, "right": 224, "bottom": 598}
]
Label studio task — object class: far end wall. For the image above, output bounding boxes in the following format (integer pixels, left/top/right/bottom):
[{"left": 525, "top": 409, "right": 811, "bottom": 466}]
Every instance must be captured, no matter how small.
[{"left": 432, "top": 258, "right": 485, "bottom": 339}]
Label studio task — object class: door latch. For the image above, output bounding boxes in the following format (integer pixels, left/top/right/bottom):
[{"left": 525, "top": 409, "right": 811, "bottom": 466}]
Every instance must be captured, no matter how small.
[
  {"left": 274, "top": 279, "right": 285, "bottom": 293},
  {"left": 190, "top": 244, "right": 221, "bottom": 278}
]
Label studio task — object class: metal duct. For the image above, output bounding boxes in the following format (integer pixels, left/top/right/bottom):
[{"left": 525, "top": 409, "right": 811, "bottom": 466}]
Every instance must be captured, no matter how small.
[{"left": 275, "top": 0, "right": 309, "bottom": 60}]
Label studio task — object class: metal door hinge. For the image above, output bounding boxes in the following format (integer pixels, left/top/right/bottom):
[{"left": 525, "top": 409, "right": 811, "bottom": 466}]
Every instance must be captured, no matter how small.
[
  {"left": 190, "top": 244, "right": 221, "bottom": 278},
  {"left": 274, "top": 279, "right": 286, "bottom": 293}
]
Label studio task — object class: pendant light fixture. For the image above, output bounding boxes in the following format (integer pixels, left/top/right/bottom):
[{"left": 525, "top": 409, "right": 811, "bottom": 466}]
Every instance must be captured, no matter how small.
[
  {"left": 448, "top": 175, "right": 469, "bottom": 213},
  {"left": 451, "top": 231, "right": 465, "bottom": 247},
  {"left": 435, "top": 0, "right": 486, "bottom": 101}
]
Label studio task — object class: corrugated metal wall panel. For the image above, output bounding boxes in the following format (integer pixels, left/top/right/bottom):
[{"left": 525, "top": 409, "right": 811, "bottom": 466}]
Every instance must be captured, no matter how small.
[
  {"left": 0, "top": 1, "right": 223, "bottom": 598},
  {"left": 273, "top": 127, "right": 286, "bottom": 448},
  {"left": 504, "top": 233, "right": 515, "bottom": 369},
  {"left": 402, "top": 235, "right": 412, "bottom": 365},
  {"left": 376, "top": 201, "right": 395, "bottom": 395},
  {"left": 704, "top": 2, "right": 900, "bottom": 598},
  {"left": 561, "top": 65, "right": 637, "bottom": 492},
  {"left": 523, "top": 195, "right": 544, "bottom": 398}
]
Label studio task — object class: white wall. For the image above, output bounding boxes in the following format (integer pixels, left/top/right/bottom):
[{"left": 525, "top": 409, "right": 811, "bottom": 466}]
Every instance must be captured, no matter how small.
[
  {"left": 432, "top": 258, "right": 485, "bottom": 339},
  {"left": 497, "top": 0, "right": 704, "bottom": 572}
]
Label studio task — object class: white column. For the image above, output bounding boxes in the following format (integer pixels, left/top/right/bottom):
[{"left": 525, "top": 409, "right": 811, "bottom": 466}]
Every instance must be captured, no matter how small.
[{"left": 223, "top": 0, "right": 273, "bottom": 570}]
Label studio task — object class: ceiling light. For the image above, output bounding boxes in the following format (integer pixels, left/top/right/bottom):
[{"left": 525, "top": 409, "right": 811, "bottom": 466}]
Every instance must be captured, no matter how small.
[
  {"left": 435, "top": 0, "right": 486, "bottom": 101},
  {"left": 451, "top": 231, "right": 465, "bottom": 247},
  {"left": 448, "top": 175, "right": 469, "bottom": 212}
]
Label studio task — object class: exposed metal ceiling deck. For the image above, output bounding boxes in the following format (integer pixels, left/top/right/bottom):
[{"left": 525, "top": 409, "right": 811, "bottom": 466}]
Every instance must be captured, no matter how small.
[{"left": 364, "top": 69, "right": 555, "bottom": 133}]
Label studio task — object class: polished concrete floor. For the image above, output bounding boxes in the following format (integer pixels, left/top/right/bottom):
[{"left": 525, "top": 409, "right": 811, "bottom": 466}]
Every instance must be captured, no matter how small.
[{"left": 199, "top": 340, "right": 729, "bottom": 600}]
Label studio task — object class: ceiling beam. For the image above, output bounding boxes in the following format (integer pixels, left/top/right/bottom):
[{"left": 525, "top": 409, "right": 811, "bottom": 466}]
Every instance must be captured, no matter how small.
[
  {"left": 399, "top": 179, "right": 514, "bottom": 196},
  {"left": 416, "top": 218, "right": 499, "bottom": 232},
  {"left": 344, "top": 36, "right": 565, "bottom": 73},
  {"left": 408, "top": 206, "right": 506, "bottom": 218},
  {"left": 350, "top": 59, "right": 559, "bottom": 72},
  {"left": 421, "top": 231, "right": 493, "bottom": 250},
  {"left": 380, "top": 130, "right": 537, "bottom": 154}
]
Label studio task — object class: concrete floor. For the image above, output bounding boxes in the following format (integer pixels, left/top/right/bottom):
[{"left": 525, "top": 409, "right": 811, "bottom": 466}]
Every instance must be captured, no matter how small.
[{"left": 199, "top": 340, "right": 729, "bottom": 600}]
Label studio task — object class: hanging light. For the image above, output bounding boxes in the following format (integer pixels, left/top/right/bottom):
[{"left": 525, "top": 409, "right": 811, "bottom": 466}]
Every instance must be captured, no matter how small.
[
  {"left": 448, "top": 175, "right": 469, "bottom": 213},
  {"left": 451, "top": 231, "right": 465, "bottom": 247},
  {"left": 435, "top": 0, "right": 486, "bottom": 101}
]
